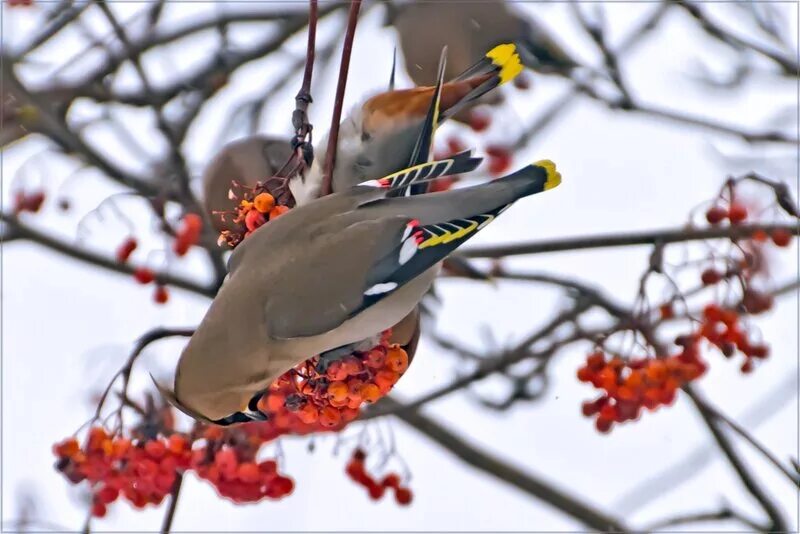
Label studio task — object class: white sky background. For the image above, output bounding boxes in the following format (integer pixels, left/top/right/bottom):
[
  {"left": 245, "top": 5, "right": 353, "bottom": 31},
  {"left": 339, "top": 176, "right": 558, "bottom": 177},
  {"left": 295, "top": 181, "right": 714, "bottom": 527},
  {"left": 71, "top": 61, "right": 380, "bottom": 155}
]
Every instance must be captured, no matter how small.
[{"left": 1, "top": 1, "right": 798, "bottom": 531}]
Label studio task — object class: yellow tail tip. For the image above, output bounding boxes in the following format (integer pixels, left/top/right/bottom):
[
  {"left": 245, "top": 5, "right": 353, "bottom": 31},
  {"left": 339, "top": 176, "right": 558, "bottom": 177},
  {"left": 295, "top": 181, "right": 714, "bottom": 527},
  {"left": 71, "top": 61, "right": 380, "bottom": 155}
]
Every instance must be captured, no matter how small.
[
  {"left": 486, "top": 43, "right": 524, "bottom": 85},
  {"left": 534, "top": 160, "right": 561, "bottom": 190}
]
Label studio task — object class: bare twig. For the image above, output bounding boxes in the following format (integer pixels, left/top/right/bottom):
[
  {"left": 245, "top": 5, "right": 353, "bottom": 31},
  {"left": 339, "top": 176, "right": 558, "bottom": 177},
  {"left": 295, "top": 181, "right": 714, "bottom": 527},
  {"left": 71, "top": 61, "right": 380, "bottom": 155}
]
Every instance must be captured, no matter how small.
[
  {"left": 385, "top": 397, "right": 629, "bottom": 532},
  {"left": 694, "top": 393, "right": 800, "bottom": 487},
  {"left": 643, "top": 506, "right": 765, "bottom": 531},
  {"left": 685, "top": 385, "right": 788, "bottom": 532},
  {"left": 0, "top": 213, "right": 215, "bottom": 297},
  {"left": 457, "top": 223, "right": 800, "bottom": 259},
  {"left": 321, "top": 0, "right": 362, "bottom": 197},
  {"left": 160, "top": 473, "right": 184, "bottom": 534}
]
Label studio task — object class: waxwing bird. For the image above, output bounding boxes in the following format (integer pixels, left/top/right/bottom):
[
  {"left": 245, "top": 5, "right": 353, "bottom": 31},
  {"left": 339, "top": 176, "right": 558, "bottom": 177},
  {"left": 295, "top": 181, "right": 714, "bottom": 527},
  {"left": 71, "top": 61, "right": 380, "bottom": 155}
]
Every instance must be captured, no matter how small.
[
  {"left": 289, "top": 43, "right": 524, "bottom": 206},
  {"left": 386, "top": 0, "right": 579, "bottom": 86},
  {"left": 202, "top": 135, "right": 293, "bottom": 232},
  {"left": 156, "top": 152, "right": 562, "bottom": 426}
]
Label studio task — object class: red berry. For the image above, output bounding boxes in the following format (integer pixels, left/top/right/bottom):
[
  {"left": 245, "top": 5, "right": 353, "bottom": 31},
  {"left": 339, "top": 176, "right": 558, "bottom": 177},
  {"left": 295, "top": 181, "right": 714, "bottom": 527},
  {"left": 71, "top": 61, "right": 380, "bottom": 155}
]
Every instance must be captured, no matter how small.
[
  {"left": 153, "top": 285, "right": 169, "bottom": 304},
  {"left": 381, "top": 473, "right": 400, "bottom": 489},
  {"left": 487, "top": 154, "right": 512, "bottom": 175},
  {"left": 245, "top": 209, "right": 266, "bottom": 232},
  {"left": 91, "top": 501, "right": 107, "bottom": 518},
  {"left": 367, "top": 481, "right": 385, "bottom": 499},
  {"left": 395, "top": 487, "right": 413, "bottom": 505},
  {"left": 701, "top": 268, "right": 722, "bottom": 285},
  {"left": 133, "top": 267, "right": 155, "bottom": 284},
  {"left": 595, "top": 416, "right": 613, "bottom": 433},
  {"left": 145, "top": 440, "right": 166, "bottom": 459},
  {"left": 115, "top": 237, "right": 138, "bottom": 263},
  {"left": 446, "top": 136, "right": 466, "bottom": 155},
  {"left": 728, "top": 203, "right": 748, "bottom": 224},
  {"left": 705, "top": 206, "right": 727, "bottom": 225},
  {"left": 468, "top": 111, "right": 491, "bottom": 132},
  {"left": 659, "top": 303, "right": 674, "bottom": 319},
  {"left": 771, "top": 228, "right": 793, "bottom": 247}
]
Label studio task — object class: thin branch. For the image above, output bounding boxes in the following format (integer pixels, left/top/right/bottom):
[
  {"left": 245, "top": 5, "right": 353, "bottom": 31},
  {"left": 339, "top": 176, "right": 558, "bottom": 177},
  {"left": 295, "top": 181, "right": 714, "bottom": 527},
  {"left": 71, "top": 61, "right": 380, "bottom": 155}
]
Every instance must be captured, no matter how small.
[
  {"left": 695, "top": 393, "right": 800, "bottom": 487},
  {"left": 457, "top": 223, "right": 800, "bottom": 259},
  {"left": 384, "top": 397, "right": 629, "bottom": 532},
  {"left": 643, "top": 506, "right": 765, "bottom": 531},
  {"left": 685, "top": 385, "right": 788, "bottom": 532},
  {"left": 0, "top": 213, "right": 215, "bottom": 298},
  {"left": 321, "top": 0, "right": 362, "bottom": 197},
  {"left": 160, "top": 472, "right": 184, "bottom": 534}
]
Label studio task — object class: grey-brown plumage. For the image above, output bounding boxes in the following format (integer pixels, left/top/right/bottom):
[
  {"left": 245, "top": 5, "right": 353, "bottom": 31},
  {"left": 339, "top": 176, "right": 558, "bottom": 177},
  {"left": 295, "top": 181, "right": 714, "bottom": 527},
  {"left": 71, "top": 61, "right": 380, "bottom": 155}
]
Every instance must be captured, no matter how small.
[
  {"left": 164, "top": 155, "right": 561, "bottom": 425},
  {"left": 202, "top": 136, "right": 293, "bottom": 232},
  {"left": 388, "top": 1, "right": 579, "bottom": 86}
]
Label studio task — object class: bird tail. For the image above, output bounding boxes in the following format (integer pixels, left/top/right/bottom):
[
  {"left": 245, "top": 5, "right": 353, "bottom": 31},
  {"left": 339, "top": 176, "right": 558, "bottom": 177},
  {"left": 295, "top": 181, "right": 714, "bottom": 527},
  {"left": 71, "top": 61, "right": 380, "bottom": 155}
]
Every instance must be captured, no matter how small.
[{"left": 439, "top": 43, "right": 524, "bottom": 122}]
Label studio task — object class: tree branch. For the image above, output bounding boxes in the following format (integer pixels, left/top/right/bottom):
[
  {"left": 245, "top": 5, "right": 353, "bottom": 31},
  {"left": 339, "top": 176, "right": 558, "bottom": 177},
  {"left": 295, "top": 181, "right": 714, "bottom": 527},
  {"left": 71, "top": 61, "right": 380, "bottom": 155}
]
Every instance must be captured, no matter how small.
[
  {"left": 384, "top": 397, "right": 629, "bottom": 532},
  {"left": 457, "top": 223, "right": 799, "bottom": 259},
  {"left": 685, "top": 385, "right": 788, "bottom": 532},
  {"left": 0, "top": 213, "right": 215, "bottom": 298}
]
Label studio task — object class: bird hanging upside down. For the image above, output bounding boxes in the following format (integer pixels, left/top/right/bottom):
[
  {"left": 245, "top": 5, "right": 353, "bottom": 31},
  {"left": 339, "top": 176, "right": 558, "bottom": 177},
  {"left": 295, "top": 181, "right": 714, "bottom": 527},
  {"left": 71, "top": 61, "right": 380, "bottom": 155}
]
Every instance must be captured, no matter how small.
[{"left": 155, "top": 43, "right": 563, "bottom": 426}]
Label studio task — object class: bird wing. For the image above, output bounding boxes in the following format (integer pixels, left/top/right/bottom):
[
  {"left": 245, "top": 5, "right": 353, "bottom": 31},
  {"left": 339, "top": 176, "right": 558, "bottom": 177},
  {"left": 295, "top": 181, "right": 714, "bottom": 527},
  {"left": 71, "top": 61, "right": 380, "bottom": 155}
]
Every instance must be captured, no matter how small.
[{"left": 264, "top": 215, "right": 411, "bottom": 339}]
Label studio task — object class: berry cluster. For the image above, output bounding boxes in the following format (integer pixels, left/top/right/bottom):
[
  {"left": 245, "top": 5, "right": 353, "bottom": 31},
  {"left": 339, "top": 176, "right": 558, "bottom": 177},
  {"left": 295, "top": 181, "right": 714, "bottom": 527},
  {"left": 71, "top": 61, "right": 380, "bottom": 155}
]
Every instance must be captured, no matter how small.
[
  {"left": 241, "top": 332, "right": 410, "bottom": 442},
  {"left": 189, "top": 426, "right": 294, "bottom": 503},
  {"left": 53, "top": 428, "right": 192, "bottom": 517},
  {"left": 54, "top": 424, "right": 293, "bottom": 517},
  {"left": 173, "top": 213, "right": 203, "bottom": 256},
  {"left": 12, "top": 190, "right": 45, "bottom": 214},
  {"left": 706, "top": 202, "right": 793, "bottom": 248},
  {"left": 578, "top": 343, "right": 707, "bottom": 433},
  {"left": 699, "top": 304, "right": 769, "bottom": 373},
  {"left": 345, "top": 449, "right": 412, "bottom": 505},
  {"left": 217, "top": 189, "right": 290, "bottom": 248}
]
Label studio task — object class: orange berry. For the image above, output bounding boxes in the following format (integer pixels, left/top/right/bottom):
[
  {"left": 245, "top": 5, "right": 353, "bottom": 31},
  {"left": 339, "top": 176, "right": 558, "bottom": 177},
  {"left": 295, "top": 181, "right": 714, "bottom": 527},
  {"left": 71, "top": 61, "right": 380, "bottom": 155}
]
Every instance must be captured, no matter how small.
[
  {"left": 341, "top": 356, "right": 363, "bottom": 376},
  {"left": 374, "top": 370, "right": 399, "bottom": 394},
  {"left": 359, "top": 383, "right": 381, "bottom": 403},
  {"left": 385, "top": 346, "right": 409, "bottom": 373},
  {"left": 253, "top": 193, "right": 275, "bottom": 214},
  {"left": 54, "top": 438, "right": 80, "bottom": 458},
  {"left": 265, "top": 393, "right": 285, "bottom": 412},
  {"left": 319, "top": 406, "right": 341, "bottom": 427},
  {"left": 365, "top": 348, "right": 387, "bottom": 368},
  {"left": 327, "top": 381, "right": 349, "bottom": 402},
  {"left": 325, "top": 361, "right": 348, "bottom": 381},
  {"left": 269, "top": 205, "right": 290, "bottom": 219},
  {"left": 297, "top": 404, "right": 318, "bottom": 424}
]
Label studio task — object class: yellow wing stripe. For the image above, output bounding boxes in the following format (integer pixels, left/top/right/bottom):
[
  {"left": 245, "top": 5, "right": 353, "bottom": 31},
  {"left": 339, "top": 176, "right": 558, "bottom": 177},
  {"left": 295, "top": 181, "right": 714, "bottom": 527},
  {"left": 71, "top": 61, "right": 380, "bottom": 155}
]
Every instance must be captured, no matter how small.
[{"left": 418, "top": 219, "right": 481, "bottom": 249}]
